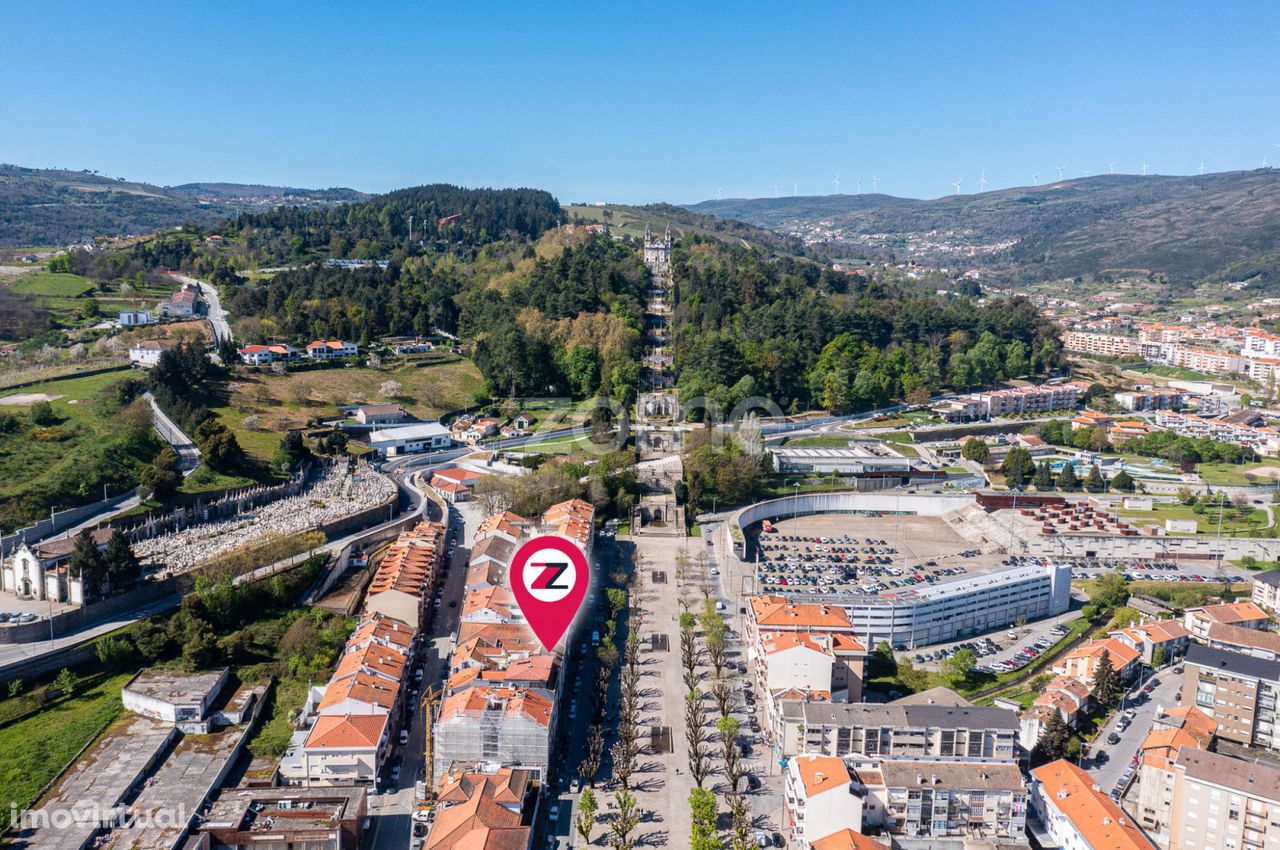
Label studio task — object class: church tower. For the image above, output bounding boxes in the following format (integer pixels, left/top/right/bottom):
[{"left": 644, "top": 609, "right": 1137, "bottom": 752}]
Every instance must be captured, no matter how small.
[{"left": 642, "top": 223, "right": 672, "bottom": 274}]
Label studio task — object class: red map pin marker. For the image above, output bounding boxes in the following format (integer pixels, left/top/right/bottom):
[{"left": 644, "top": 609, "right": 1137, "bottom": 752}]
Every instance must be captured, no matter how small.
[{"left": 509, "top": 534, "right": 591, "bottom": 652}]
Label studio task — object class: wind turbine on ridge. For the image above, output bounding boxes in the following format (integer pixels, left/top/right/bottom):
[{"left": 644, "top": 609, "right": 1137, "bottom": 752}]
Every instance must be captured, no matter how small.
[
  {"left": 1108, "top": 162, "right": 1116, "bottom": 174},
  {"left": 872, "top": 176, "right": 879, "bottom": 194},
  {"left": 1056, "top": 164, "right": 1066, "bottom": 181},
  {"left": 833, "top": 171, "right": 841, "bottom": 194},
  {"left": 1031, "top": 172, "right": 1040, "bottom": 186},
  {"left": 1141, "top": 162, "right": 1149, "bottom": 176},
  {"left": 951, "top": 177, "right": 963, "bottom": 195},
  {"left": 1199, "top": 162, "right": 1206, "bottom": 175},
  {"left": 977, "top": 170, "right": 987, "bottom": 192}
]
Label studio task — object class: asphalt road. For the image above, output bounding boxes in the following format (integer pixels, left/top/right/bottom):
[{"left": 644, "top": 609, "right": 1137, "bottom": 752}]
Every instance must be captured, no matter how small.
[
  {"left": 369, "top": 501, "right": 481, "bottom": 850},
  {"left": 1087, "top": 667, "right": 1182, "bottom": 795},
  {"left": 529, "top": 531, "right": 614, "bottom": 850},
  {"left": 168, "top": 274, "right": 231, "bottom": 344}
]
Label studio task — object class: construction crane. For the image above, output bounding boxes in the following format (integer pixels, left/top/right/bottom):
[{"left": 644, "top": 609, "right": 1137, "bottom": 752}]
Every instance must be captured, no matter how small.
[{"left": 419, "top": 683, "right": 442, "bottom": 805}]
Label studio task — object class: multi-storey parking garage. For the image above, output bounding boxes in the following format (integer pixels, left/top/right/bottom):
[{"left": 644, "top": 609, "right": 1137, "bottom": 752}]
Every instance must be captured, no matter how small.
[{"left": 725, "top": 492, "right": 1073, "bottom": 648}]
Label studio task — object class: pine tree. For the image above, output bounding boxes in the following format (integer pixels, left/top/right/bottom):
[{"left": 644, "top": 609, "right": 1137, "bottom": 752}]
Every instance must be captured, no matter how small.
[
  {"left": 103, "top": 529, "right": 140, "bottom": 591},
  {"left": 1036, "top": 709, "right": 1070, "bottom": 762},
  {"left": 1111, "top": 470, "right": 1135, "bottom": 492},
  {"left": 1033, "top": 460, "right": 1054, "bottom": 490},
  {"left": 68, "top": 529, "right": 106, "bottom": 600},
  {"left": 1057, "top": 463, "right": 1081, "bottom": 491},
  {"left": 1085, "top": 464, "right": 1107, "bottom": 492},
  {"left": 1092, "top": 649, "right": 1120, "bottom": 708}
]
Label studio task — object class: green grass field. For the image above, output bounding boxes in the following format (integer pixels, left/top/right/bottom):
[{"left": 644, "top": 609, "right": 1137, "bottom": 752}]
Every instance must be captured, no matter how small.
[
  {"left": 1197, "top": 459, "right": 1280, "bottom": 486},
  {"left": 8, "top": 272, "right": 95, "bottom": 298},
  {"left": 0, "top": 672, "right": 133, "bottom": 827},
  {"left": 0, "top": 369, "right": 158, "bottom": 531},
  {"left": 1117, "top": 501, "right": 1271, "bottom": 535},
  {"left": 782, "top": 434, "right": 852, "bottom": 447},
  {"left": 222, "top": 358, "right": 485, "bottom": 461}
]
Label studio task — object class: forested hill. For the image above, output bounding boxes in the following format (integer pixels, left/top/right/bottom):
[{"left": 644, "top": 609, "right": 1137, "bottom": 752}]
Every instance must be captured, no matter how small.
[
  {"left": 0, "top": 164, "right": 364, "bottom": 246},
  {"left": 226, "top": 184, "right": 564, "bottom": 257},
  {"left": 686, "top": 169, "right": 1280, "bottom": 288},
  {"left": 670, "top": 236, "right": 1064, "bottom": 414}
]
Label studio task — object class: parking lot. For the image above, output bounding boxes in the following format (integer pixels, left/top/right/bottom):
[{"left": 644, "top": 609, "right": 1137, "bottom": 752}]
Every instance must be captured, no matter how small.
[
  {"left": 0, "top": 591, "right": 74, "bottom": 625},
  {"left": 1007, "top": 554, "right": 1247, "bottom": 584},
  {"left": 751, "top": 514, "right": 1008, "bottom": 596}
]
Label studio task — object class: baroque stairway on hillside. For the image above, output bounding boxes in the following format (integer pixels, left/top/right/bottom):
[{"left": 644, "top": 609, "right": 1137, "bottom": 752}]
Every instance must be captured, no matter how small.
[{"left": 632, "top": 224, "right": 685, "bottom": 535}]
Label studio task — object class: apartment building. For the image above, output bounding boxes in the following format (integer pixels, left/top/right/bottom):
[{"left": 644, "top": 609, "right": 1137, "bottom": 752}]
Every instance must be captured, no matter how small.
[
  {"left": 1253, "top": 571, "right": 1280, "bottom": 616},
  {"left": 755, "top": 629, "right": 867, "bottom": 726},
  {"left": 777, "top": 701, "right": 1020, "bottom": 763},
  {"left": 1140, "top": 323, "right": 1192, "bottom": 344},
  {"left": 1182, "top": 644, "right": 1280, "bottom": 751},
  {"left": 982, "top": 381, "right": 1091, "bottom": 417},
  {"left": 1111, "top": 619, "right": 1192, "bottom": 666},
  {"left": 364, "top": 520, "right": 446, "bottom": 628},
  {"left": 1064, "top": 330, "right": 1140, "bottom": 358},
  {"left": 1244, "top": 329, "right": 1280, "bottom": 358},
  {"left": 784, "top": 755, "right": 864, "bottom": 848},
  {"left": 1130, "top": 706, "right": 1218, "bottom": 842},
  {"left": 1053, "top": 636, "right": 1142, "bottom": 686},
  {"left": 1030, "top": 760, "right": 1156, "bottom": 850},
  {"left": 1171, "top": 347, "right": 1246, "bottom": 375},
  {"left": 431, "top": 686, "right": 555, "bottom": 784},
  {"left": 1247, "top": 356, "right": 1280, "bottom": 385},
  {"left": 1114, "top": 389, "right": 1186, "bottom": 412},
  {"left": 1154, "top": 411, "right": 1280, "bottom": 457},
  {"left": 861, "top": 758, "right": 1028, "bottom": 842},
  {"left": 426, "top": 767, "right": 533, "bottom": 850},
  {"left": 1206, "top": 622, "right": 1280, "bottom": 660},
  {"left": 195, "top": 786, "right": 367, "bottom": 850},
  {"left": 1184, "top": 602, "right": 1271, "bottom": 641},
  {"left": 279, "top": 611, "right": 418, "bottom": 787},
  {"left": 1165, "top": 748, "right": 1280, "bottom": 850}
]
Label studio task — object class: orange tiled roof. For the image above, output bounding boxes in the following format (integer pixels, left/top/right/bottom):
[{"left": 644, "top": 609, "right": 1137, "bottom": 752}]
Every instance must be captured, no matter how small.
[
  {"left": 1206, "top": 621, "right": 1280, "bottom": 654},
  {"left": 792, "top": 754, "right": 851, "bottom": 797},
  {"left": 751, "top": 595, "right": 853, "bottom": 630},
  {"left": 319, "top": 670, "right": 400, "bottom": 712},
  {"left": 1193, "top": 601, "right": 1269, "bottom": 625},
  {"left": 437, "top": 767, "right": 532, "bottom": 806},
  {"left": 540, "top": 498, "right": 594, "bottom": 546},
  {"left": 305, "top": 713, "right": 388, "bottom": 749},
  {"left": 812, "top": 830, "right": 890, "bottom": 850},
  {"left": 1031, "top": 760, "right": 1156, "bottom": 850},
  {"left": 348, "top": 612, "right": 416, "bottom": 653},
  {"left": 476, "top": 511, "right": 526, "bottom": 541},
  {"left": 367, "top": 520, "right": 445, "bottom": 600},
  {"left": 437, "top": 686, "right": 552, "bottom": 728},
  {"left": 1118, "top": 619, "right": 1190, "bottom": 643},
  {"left": 424, "top": 766, "right": 529, "bottom": 850},
  {"left": 333, "top": 642, "right": 408, "bottom": 683},
  {"left": 462, "top": 585, "right": 521, "bottom": 620},
  {"left": 1063, "top": 637, "right": 1141, "bottom": 668},
  {"left": 435, "top": 467, "right": 487, "bottom": 485},
  {"left": 1161, "top": 706, "right": 1218, "bottom": 744}
]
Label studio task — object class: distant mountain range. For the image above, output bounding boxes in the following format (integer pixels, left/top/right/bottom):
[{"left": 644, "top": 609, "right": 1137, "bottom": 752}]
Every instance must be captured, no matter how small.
[
  {"left": 0, "top": 165, "right": 368, "bottom": 246},
  {"left": 686, "top": 169, "right": 1280, "bottom": 289}
]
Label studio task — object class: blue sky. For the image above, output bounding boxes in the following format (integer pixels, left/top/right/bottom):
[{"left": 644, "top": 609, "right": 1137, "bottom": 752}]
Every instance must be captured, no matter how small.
[{"left": 2, "top": 1, "right": 1278, "bottom": 203}]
